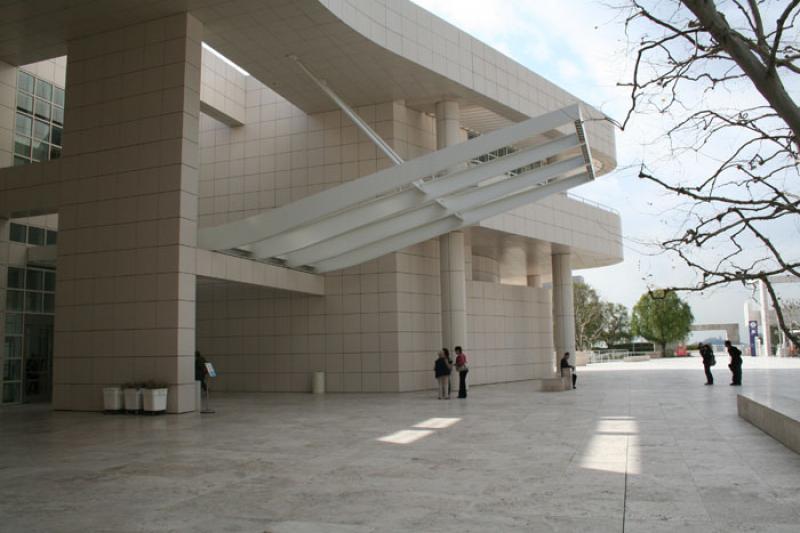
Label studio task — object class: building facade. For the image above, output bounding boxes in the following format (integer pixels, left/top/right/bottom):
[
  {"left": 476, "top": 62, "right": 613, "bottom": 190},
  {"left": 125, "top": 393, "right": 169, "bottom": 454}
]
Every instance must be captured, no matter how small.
[{"left": 0, "top": 0, "right": 622, "bottom": 411}]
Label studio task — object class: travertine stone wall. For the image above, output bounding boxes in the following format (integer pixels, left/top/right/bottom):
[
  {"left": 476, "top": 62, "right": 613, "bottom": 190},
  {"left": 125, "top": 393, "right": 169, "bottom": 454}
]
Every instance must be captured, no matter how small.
[
  {"left": 53, "top": 13, "right": 202, "bottom": 412},
  {"left": 467, "top": 281, "right": 555, "bottom": 384},
  {"left": 472, "top": 255, "right": 500, "bottom": 283},
  {"left": 0, "top": 61, "right": 15, "bottom": 168},
  {"left": 197, "top": 253, "right": 403, "bottom": 393},
  {"left": 199, "top": 46, "right": 246, "bottom": 126}
]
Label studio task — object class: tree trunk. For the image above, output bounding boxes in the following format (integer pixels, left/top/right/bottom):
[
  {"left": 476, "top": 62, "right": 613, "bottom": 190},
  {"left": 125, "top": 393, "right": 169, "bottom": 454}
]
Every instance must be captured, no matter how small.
[{"left": 661, "top": 342, "right": 667, "bottom": 357}]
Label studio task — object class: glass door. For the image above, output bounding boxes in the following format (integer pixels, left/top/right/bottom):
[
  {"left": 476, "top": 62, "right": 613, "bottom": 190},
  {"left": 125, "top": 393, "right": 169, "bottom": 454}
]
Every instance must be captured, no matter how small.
[{"left": 22, "top": 314, "right": 53, "bottom": 403}]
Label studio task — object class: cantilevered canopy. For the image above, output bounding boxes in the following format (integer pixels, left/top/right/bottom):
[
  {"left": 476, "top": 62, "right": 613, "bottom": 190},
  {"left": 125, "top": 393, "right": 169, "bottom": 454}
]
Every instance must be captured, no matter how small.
[{"left": 198, "top": 105, "right": 595, "bottom": 273}]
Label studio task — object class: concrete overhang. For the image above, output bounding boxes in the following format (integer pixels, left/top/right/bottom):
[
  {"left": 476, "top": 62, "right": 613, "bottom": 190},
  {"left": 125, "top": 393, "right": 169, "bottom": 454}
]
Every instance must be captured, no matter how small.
[{"left": 0, "top": 0, "right": 616, "bottom": 174}]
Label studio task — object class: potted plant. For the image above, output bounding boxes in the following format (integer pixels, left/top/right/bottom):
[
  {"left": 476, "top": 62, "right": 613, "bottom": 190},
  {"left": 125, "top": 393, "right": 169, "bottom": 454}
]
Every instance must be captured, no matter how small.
[
  {"left": 123, "top": 382, "right": 143, "bottom": 412},
  {"left": 142, "top": 381, "right": 168, "bottom": 413},
  {"left": 102, "top": 386, "right": 123, "bottom": 412}
]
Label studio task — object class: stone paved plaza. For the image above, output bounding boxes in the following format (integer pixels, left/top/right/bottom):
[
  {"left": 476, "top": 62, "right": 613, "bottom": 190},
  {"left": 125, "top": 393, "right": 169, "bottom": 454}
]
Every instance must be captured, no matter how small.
[{"left": 2, "top": 357, "right": 799, "bottom": 533}]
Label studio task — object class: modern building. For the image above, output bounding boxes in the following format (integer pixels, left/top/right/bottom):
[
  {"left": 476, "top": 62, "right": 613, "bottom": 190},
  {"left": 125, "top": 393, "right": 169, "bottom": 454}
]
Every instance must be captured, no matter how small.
[{"left": 0, "top": 0, "right": 622, "bottom": 412}]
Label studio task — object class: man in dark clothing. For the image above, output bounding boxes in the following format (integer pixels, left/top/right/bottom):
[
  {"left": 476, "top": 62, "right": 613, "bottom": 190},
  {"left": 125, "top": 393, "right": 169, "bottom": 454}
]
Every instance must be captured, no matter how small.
[
  {"left": 699, "top": 343, "right": 715, "bottom": 385},
  {"left": 560, "top": 352, "right": 576, "bottom": 389},
  {"left": 195, "top": 350, "right": 209, "bottom": 391},
  {"left": 725, "top": 340, "right": 742, "bottom": 385}
]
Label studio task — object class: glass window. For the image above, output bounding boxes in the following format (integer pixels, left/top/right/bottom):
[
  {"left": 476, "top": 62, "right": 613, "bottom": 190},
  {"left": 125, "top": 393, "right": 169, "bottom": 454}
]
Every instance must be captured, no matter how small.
[
  {"left": 15, "top": 114, "right": 32, "bottom": 136},
  {"left": 8, "top": 267, "right": 25, "bottom": 288},
  {"left": 3, "top": 359, "right": 22, "bottom": 382},
  {"left": 44, "top": 270, "right": 56, "bottom": 290},
  {"left": 52, "top": 106, "right": 64, "bottom": 125},
  {"left": 14, "top": 135, "right": 31, "bottom": 158},
  {"left": 28, "top": 226, "right": 45, "bottom": 246},
  {"left": 25, "top": 292, "right": 43, "bottom": 313},
  {"left": 50, "top": 146, "right": 61, "bottom": 160},
  {"left": 6, "top": 290, "right": 24, "bottom": 311},
  {"left": 35, "top": 79, "right": 52, "bottom": 100},
  {"left": 32, "top": 140, "right": 49, "bottom": 162},
  {"left": 9, "top": 223, "right": 27, "bottom": 243},
  {"left": 34, "top": 99, "right": 51, "bottom": 120},
  {"left": 5, "top": 313, "right": 23, "bottom": 336},
  {"left": 25, "top": 269, "right": 43, "bottom": 290},
  {"left": 53, "top": 87, "right": 65, "bottom": 107},
  {"left": 17, "top": 71, "right": 34, "bottom": 93},
  {"left": 51, "top": 126, "right": 62, "bottom": 146},
  {"left": 13, "top": 157, "right": 29, "bottom": 167},
  {"left": 2, "top": 382, "right": 21, "bottom": 404},
  {"left": 16, "top": 92, "right": 33, "bottom": 114},
  {"left": 33, "top": 119, "right": 49, "bottom": 141},
  {"left": 43, "top": 294, "right": 55, "bottom": 314},
  {"left": 46, "top": 231, "right": 58, "bottom": 247},
  {"left": 4, "top": 336, "right": 22, "bottom": 359}
]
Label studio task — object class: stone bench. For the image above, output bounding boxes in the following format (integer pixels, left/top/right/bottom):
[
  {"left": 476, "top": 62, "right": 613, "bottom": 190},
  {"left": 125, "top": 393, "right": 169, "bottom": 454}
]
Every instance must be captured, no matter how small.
[
  {"left": 738, "top": 392, "right": 800, "bottom": 454},
  {"left": 540, "top": 369, "right": 573, "bottom": 392},
  {"left": 623, "top": 355, "right": 650, "bottom": 362}
]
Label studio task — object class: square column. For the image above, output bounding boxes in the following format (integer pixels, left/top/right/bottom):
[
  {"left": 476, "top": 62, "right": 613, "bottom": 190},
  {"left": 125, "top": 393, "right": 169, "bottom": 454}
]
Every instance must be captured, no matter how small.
[
  {"left": 0, "top": 218, "right": 9, "bottom": 401},
  {"left": 551, "top": 248, "right": 576, "bottom": 364},
  {"left": 54, "top": 13, "right": 202, "bottom": 412},
  {"left": 436, "top": 100, "right": 467, "bottom": 350}
]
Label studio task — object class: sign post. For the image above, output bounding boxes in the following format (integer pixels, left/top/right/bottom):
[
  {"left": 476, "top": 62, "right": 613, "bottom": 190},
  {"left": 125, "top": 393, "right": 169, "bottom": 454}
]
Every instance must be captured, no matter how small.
[
  {"left": 202, "top": 362, "right": 216, "bottom": 414},
  {"left": 748, "top": 320, "right": 759, "bottom": 357}
]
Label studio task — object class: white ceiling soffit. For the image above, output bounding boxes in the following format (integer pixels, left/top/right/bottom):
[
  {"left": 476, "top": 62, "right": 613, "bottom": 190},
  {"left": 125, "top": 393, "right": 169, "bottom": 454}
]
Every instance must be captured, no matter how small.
[{"left": 198, "top": 105, "right": 595, "bottom": 273}]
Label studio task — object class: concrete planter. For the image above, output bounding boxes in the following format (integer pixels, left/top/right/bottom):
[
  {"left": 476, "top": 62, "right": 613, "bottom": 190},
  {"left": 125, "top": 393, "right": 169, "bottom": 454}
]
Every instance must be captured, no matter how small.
[
  {"left": 123, "top": 388, "right": 142, "bottom": 411},
  {"left": 142, "top": 388, "right": 168, "bottom": 412},
  {"left": 102, "top": 387, "right": 123, "bottom": 411}
]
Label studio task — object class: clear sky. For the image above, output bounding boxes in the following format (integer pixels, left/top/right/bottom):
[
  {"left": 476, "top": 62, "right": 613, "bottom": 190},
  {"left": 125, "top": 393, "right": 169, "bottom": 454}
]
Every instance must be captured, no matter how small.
[{"left": 410, "top": 0, "right": 800, "bottom": 342}]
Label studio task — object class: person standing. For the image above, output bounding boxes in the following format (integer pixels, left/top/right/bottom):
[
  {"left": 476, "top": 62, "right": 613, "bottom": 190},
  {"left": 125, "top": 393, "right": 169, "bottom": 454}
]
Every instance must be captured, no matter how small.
[
  {"left": 560, "top": 352, "right": 577, "bottom": 389},
  {"left": 195, "top": 350, "right": 209, "bottom": 391},
  {"left": 434, "top": 350, "right": 452, "bottom": 399},
  {"left": 700, "top": 343, "right": 715, "bottom": 385},
  {"left": 454, "top": 346, "right": 469, "bottom": 398},
  {"left": 443, "top": 348, "right": 453, "bottom": 397},
  {"left": 725, "top": 340, "right": 743, "bottom": 385}
]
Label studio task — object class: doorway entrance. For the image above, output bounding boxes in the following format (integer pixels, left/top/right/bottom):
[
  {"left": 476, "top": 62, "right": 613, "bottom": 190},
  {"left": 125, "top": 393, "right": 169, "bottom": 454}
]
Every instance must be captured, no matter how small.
[
  {"left": 23, "top": 314, "right": 53, "bottom": 403},
  {"left": 2, "top": 266, "right": 56, "bottom": 404}
]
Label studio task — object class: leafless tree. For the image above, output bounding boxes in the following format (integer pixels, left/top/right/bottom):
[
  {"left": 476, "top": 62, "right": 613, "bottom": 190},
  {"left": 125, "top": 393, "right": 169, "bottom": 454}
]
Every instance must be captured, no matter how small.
[{"left": 616, "top": 0, "right": 800, "bottom": 347}]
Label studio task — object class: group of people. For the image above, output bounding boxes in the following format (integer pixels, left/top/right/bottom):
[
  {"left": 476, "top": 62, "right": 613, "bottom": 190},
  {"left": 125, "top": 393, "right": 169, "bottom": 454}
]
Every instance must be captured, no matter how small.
[
  {"left": 434, "top": 348, "right": 579, "bottom": 399},
  {"left": 699, "top": 340, "right": 742, "bottom": 386},
  {"left": 434, "top": 346, "right": 469, "bottom": 399}
]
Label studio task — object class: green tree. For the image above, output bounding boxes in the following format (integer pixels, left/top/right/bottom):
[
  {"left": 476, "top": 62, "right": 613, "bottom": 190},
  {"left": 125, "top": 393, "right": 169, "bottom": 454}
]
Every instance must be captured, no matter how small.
[
  {"left": 574, "top": 281, "right": 605, "bottom": 350},
  {"left": 600, "top": 302, "right": 631, "bottom": 346},
  {"left": 631, "top": 291, "right": 694, "bottom": 356}
]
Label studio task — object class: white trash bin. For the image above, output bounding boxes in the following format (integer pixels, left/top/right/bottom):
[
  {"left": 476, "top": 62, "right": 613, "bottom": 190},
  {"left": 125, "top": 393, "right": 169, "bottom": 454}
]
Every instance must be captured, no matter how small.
[{"left": 312, "top": 371, "right": 325, "bottom": 394}]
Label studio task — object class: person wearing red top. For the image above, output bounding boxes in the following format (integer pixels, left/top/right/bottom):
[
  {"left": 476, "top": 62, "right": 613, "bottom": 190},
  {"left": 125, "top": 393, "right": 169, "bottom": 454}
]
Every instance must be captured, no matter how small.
[{"left": 454, "top": 346, "right": 469, "bottom": 398}]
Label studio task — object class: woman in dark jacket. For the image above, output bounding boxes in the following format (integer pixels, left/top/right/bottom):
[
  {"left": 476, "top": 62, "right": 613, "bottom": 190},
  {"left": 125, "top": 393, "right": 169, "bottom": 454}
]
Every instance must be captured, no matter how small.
[{"left": 434, "top": 351, "right": 452, "bottom": 399}]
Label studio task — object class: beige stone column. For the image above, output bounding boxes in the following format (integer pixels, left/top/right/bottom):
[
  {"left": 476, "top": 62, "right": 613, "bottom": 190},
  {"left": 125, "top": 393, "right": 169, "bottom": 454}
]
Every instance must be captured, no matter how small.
[
  {"left": 0, "top": 218, "right": 8, "bottom": 401},
  {"left": 552, "top": 247, "right": 576, "bottom": 365},
  {"left": 436, "top": 100, "right": 467, "bottom": 351},
  {"left": 54, "top": 13, "right": 202, "bottom": 412},
  {"left": 0, "top": 61, "right": 16, "bottom": 168},
  {"left": 527, "top": 275, "right": 542, "bottom": 288}
]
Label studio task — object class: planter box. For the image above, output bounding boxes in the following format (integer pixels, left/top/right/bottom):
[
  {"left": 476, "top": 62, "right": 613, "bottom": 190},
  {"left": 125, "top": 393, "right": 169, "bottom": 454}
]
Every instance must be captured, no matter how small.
[
  {"left": 142, "top": 388, "right": 168, "bottom": 412},
  {"left": 123, "top": 388, "right": 142, "bottom": 411},
  {"left": 103, "top": 387, "right": 123, "bottom": 411}
]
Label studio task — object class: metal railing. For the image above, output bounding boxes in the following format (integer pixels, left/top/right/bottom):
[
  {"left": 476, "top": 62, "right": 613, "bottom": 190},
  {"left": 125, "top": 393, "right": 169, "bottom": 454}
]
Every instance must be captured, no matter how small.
[
  {"left": 565, "top": 192, "right": 620, "bottom": 215},
  {"left": 589, "top": 350, "right": 653, "bottom": 364}
]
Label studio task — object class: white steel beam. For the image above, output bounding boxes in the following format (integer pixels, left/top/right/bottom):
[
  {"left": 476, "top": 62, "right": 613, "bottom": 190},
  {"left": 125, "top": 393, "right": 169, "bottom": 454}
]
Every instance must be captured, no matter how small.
[
  {"left": 441, "top": 156, "right": 586, "bottom": 213},
  {"left": 286, "top": 203, "right": 447, "bottom": 267},
  {"left": 248, "top": 188, "right": 422, "bottom": 258},
  {"left": 419, "top": 133, "right": 579, "bottom": 199},
  {"left": 312, "top": 173, "right": 592, "bottom": 273},
  {"left": 461, "top": 173, "right": 592, "bottom": 225},
  {"left": 284, "top": 157, "right": 585, "bottom": 267},
  {"left": 198, "top": 105, "right": 582, "bottom": 250}
]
